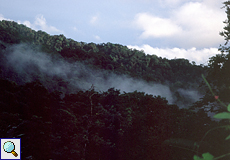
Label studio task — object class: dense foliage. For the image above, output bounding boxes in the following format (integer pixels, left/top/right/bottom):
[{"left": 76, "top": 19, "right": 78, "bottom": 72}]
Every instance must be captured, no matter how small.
[
  {"left": 0, "top": 20, "right": 205, "bottom": 87},
  {"left": 0, "top": 19, "right": 207, "bottom": 109},
  {"left": 1, "top": 79, "right": 228, "bottom": 160},
  {"left": 194, "top": 1, "right": 230, "bottom": 114},
  {"left": 1, "top": 2, "right": 230, "bottom": 158}
]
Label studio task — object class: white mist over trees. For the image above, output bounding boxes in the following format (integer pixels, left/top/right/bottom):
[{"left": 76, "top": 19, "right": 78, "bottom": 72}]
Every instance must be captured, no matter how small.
[{"left": 0, "top": 44, "right": 203, "bottom": 108}]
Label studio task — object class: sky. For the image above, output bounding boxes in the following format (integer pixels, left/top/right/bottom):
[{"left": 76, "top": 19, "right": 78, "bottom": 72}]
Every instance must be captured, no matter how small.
[{"left": 0, "top": 0, "right": 227, "bottom": 65}]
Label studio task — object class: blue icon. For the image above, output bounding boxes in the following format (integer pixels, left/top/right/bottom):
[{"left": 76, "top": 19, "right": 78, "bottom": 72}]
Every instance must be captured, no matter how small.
[
  {"left": 1, "top": 138, "right": 20, "bottom": 159},
  {"left": 3, "top": 141, "right": 18, "bottom": 157}
]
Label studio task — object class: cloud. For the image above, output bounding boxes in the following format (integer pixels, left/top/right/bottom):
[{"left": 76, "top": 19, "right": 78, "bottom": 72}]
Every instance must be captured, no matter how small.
[
  {"left": 94, "top": 35, "right": 101, "bottom": 41},
  {"left": 0, "top": 14, "right": 12, "bottom": 21},
  {"left": 133, "top": 1, "right": 226, "bottom": 48},
  {"left": 1, "top": 44, "right": 174, "bottom": 102},
  {"left": 172, "top": 2, "right": 225, "bottom": 47},
  {"left": 21, "top": 21, "right": 32, "bottom": 28},
  {"left": 33, "top": 15, "right": 61, "bottom": 33},
  {"left": 127, "top": 44, "right": 219, "bottom": 65},
  {"left": 0, "top": 14, "right": 32, "bottom": 29},
  {"left": 1, "top": 44, "right": 202, "bottom": 108},
  {"left": 134, "top": 13, "right": 182, "bottom": 38},
  {"left": 202, "top": 0, "right": 226, "bottom": 8},
  {"left": 1, "top": 14, "right": 61, "bottom": 34},
  {"left": 0, "top": 14, "right": 32, "bottom": 30},
  {"left": 90, "top": 15, "right": 99, "bottom": 25},
  {"left": 159, "top": 0, "right": 186, "bottom": 6},
  {"left": 73, "top": 27, "right": 78, "bottom": 32}
]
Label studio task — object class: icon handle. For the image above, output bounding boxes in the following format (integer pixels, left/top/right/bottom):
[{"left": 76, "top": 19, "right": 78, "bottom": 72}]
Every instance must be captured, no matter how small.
[{"left": 11, "top": 150, "right": 18, "bottom": 157}]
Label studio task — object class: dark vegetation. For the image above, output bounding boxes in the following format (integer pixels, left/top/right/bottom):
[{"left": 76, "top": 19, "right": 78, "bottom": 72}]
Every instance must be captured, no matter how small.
[{"left": 1, "top": 2, "right": 230, "bottom": 159}]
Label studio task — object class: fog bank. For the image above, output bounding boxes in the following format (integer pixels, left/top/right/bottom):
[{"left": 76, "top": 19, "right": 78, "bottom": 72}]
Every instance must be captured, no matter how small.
[{"left": 0, "top": 44, "right": 203, "bottom": 108}]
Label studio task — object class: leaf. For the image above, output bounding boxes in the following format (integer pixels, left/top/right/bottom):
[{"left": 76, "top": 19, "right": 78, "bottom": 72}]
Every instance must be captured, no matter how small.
[
  {"left": 225, "top": 134, "right": 230, "bottom": 140},
  {"left": 202, "top": 153, "right": 214, "bottom": 160},
  {"left": 213, "top": 112, "right": 230, "bottom": 119},
  {"left": 193, "top": 153, "right": 214, "bottom": 160},
  {"left": 227, "top": 104, "right": 230, "bottom": 112}
]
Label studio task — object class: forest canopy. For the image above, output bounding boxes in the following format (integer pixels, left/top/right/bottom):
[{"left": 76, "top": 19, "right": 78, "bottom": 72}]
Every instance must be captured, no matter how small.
[{"left": 1, "top": 1, "right": 230, "bottom": 159}]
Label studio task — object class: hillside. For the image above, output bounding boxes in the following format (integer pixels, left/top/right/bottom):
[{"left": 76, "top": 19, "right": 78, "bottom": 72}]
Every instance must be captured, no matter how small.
[
  {"left": 0, "top": 20, "right": 206, "bottom": 84},
  {"left": 1, "top": 20, "right": 230, "bottom": 160},
  {"left": 0, "top": 20, "right": 207, "bottom": 108}
]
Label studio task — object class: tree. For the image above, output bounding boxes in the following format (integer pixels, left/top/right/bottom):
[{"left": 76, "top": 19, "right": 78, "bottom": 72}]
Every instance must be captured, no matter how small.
[
  {"left": 219, "top": 1, "right": 230, "bottom": 47},
  {"left": 202, "top": 1, "right": 230, "bottom": 106}
]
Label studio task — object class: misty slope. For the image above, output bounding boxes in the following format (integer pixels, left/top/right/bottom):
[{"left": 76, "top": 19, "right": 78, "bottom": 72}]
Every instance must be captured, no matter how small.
[
  {"left": 0, "top": 20, "right": 207, "bottom": 108},
  {"left": 2, "top": 19, "right": 230, "bottom": 160}
]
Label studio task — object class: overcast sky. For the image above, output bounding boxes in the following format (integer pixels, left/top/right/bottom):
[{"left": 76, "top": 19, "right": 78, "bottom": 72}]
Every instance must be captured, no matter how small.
[{"left": 0, "top": 0, "right": 227, "bottom": 65}]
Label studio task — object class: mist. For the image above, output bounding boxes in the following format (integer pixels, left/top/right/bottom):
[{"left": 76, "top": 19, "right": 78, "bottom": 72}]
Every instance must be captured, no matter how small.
[{"left": 0, "top": 44, "right": 203, "bottom": 108}]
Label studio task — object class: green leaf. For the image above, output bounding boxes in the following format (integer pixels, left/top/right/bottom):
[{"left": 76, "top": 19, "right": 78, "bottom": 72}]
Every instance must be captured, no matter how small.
[
  {"left": 227, "top": 104, "right": 230, "bottom": 112},
  {"left": 194, "top": 153, "right": 214, "bottom": 160},
  {"left": 202, "top": 153, "right": 214, "bottom": 160},
  {"left": 225, "top": 134, "right": 230, "bottom": 140},
  {"left": 213, "top": 112, "right": 230, "bottom": 119}
]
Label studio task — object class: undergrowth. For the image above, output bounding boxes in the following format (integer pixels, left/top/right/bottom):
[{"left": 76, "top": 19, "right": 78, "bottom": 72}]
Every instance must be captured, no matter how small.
[{"left": 193, "top": 74, "right": 230, "bottom": 160}]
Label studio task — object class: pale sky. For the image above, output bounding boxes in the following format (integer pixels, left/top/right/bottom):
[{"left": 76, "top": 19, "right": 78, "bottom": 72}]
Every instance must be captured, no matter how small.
[{"left": 0, "top": 0, "right": 227, "bottom": 65}]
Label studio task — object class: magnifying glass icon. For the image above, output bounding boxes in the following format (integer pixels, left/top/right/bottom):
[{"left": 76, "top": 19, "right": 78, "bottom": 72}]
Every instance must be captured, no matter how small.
[{"left": 3, "top": 141, "right": 18, "bottom": 157}]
